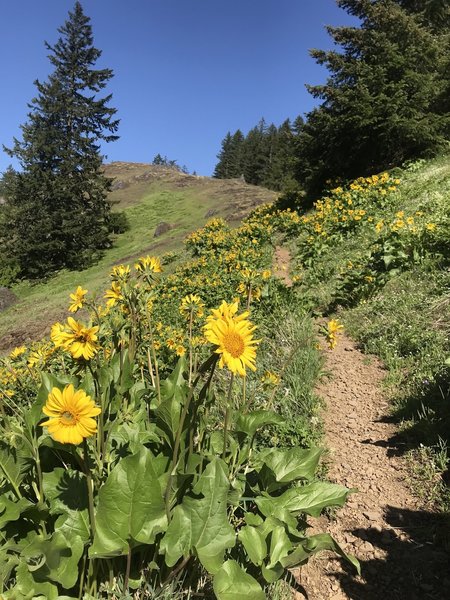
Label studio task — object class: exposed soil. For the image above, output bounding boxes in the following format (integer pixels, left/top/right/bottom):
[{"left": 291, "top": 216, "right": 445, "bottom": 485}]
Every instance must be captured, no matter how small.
[
  {"left": 298, "top": 334, "right": 450, "bottom": 599},
  {"left": 271, "top": 246, "right": 449, "bottom": 599},
  {"left": 272, "top": 246, "right": 292, "bottom": 286}
]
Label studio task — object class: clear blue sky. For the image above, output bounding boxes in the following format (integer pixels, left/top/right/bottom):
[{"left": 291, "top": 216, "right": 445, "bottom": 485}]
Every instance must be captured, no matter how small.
[{"left": 0, "top": 1, "right": 357, "bottom": 176}]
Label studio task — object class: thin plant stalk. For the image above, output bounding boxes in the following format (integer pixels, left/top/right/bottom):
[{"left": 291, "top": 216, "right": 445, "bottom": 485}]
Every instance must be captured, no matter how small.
[{"left": 222, "top": 373, "right": 234, "bottom": 460}]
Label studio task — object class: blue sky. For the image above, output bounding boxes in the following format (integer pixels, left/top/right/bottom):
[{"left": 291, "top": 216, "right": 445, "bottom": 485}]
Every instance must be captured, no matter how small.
[{"left": 0, "top": 1, "right": 357, "bottom": 176}]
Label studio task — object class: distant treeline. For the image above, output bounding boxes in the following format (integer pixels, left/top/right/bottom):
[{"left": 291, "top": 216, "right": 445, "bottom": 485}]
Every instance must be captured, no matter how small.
[
  {"left": 213, "top": 117, "right": 303, "bottom": 191},
  {"left": 214, "top": 0, "right": 450, "bottom": 197}
]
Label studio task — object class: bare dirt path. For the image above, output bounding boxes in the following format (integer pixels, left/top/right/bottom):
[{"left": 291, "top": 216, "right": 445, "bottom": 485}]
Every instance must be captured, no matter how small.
[
  {"left": 299, "top": 334, "right": 449, "bottom": 600},
  {"left": 272, "top": 246, "right": 292, "bottom": 287}
]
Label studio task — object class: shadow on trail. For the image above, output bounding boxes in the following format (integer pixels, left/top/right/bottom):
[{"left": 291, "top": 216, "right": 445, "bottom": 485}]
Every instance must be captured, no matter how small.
[{"left": 325, "top": 506, "right": 450, "bottom": 600}]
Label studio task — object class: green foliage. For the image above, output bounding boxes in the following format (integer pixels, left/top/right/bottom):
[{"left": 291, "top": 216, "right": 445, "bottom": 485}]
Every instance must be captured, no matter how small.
[
  {"left": 1, "top": 1, "right": 119, "bottom": 279},
  {"left": 296, "top": 0, "right": 450, "bottom": 194},
  {"left": 108, "top": 211, "right": 129, "bottom": 234},
  {"left": 0, "top": 201, "right": 360, "bottom": 597},
  {"left": 214, "top": 117, "right": 301, "bottom": 191}
]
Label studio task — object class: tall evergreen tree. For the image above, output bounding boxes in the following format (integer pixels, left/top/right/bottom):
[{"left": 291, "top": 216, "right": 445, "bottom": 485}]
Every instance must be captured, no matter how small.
[
  {"left": 296, "top": 0, "right": 450, "bottom": 194},
  {"left": 2, "top": 2, "right": 119, "bottom": 277},
  {"left": 213, "top": 130, "right": 244, "bottom": 179}
]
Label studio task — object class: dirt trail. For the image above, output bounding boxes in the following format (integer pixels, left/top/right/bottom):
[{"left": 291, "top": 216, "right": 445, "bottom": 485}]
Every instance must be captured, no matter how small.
[
  {"left": 299, "top": 335, "right": 449, "bottom": 599},
  {"left": 271, "top": 246, "right": 449, "bottom": 599},
  {"left": 272, "top": 246, "right": 292, "bottom": 287}
]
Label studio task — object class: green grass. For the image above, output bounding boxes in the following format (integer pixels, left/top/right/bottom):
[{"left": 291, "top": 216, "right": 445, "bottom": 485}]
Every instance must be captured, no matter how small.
[
  {"left": 0, "top": 167, "right": 276, "bottom": 352},
  {"left": 288, "top": 153, "right": 450, "bottom": 510}
]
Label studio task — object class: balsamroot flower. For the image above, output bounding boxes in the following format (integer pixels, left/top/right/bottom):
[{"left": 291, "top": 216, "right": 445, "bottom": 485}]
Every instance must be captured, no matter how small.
[
  {"left": 326, "top": 319, "right": 344, "bottom": 349},
  {"left": 104, "top": 281, "right": 123, "bottom": 308},
  {"left": 179, "top": 294, "right": 205, "bottom": 320},
  {"left": 204, "top": 303, "right": 259, "bottom": 376},
  {"left": 134, "top": 255, "right": 162, "bottom": 273},
  {"left": 51, "top": 317, "right": 99, "bottom": 360},
  {"left": 68, "top": 286, "right": 88, "bottom": 313},
  {"left": 41, "top": 384, "right": 101, "bottom": 445}
]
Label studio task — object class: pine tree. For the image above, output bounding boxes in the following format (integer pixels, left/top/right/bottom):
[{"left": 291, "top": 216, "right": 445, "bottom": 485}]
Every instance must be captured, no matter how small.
[
  {"left": 297, "top": 0, "right": 450, "bottom": 194},
  {"left": 213, "top": 130, "right": 244, "bottom": 179},
  {"left": 2, "top": 2, "right": 119, "bottom": 277}
]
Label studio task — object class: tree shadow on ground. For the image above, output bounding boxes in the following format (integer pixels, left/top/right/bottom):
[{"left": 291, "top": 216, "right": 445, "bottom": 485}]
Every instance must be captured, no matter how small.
[
  {"left": 369, "top": 372, "right": 450, "bottom": 459},
  {"left": 322, "top": 506, "right": 450, "bottom": 600}
]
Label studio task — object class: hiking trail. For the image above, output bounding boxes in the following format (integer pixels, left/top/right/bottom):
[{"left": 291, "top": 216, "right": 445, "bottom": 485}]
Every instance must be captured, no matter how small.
[{"left": 272, "top": 246, "right": 449, "bottom": 599}]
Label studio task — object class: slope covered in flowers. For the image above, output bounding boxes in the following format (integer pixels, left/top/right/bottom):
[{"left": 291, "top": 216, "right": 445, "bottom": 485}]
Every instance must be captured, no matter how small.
[{"left": 0, "top": 201, "right": 354, "bottom": 599}]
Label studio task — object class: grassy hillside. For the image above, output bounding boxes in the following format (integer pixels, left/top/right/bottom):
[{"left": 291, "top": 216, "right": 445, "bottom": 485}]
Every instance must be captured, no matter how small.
[
  {"left": 282, "top": 154, "right": 450, "bottom": 509},
  {"left": 0, "top": 163, "right": 276, "bottom": 352}
]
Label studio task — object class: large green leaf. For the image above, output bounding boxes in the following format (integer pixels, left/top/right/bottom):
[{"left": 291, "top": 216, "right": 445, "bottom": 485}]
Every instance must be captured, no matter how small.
[
  {"left": 14, "top": 561, "right": 59, "bottom": 599},
  {"left": 42, "top": 468, "right": 90, "bottom": 542},
  {"left": 256, "top": 481, "right": 354, "bottom": 518},
  {"left": 43, "top": 468, "right": 88, "bottom": 513},
  {"left": 0, "top": 496, "right": 33, "bottom": 528},
  {"left": 257, "top": 447, "right": 322, "bottom": 489},
  {"left": 155, "top": 357, "right": 189, "bottom": 446},
  {"left": 0, "top": 442, "right": 31, "bottom": 497},
  {"left": 281, "top": 533, "right": 360, "bottom": 574},
  {"left": 20, "top": 530, "right": 84, "bottom": 589},
  {"left": 238, "top": 525, "right": 267, "bottom": 566},
  {"left": 267, "top": 524, "right": 293, "bottom": 569},
  {"left": 235, "top": 411, "right": 285, "bottom": 438},
  {"left": 213, "top": 560, "right": 266, "bottom": 600},
  {"left": 161, "top": 458, "right": 235, "bottom": 574},
  {"left": 90, "top": 446, "right": 167, "bottom": 558}
]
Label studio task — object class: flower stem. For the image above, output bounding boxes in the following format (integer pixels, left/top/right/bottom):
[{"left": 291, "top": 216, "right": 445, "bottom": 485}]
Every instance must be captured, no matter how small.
[
  {"left": 83, "top": 439, "right": 96, "bottom": 539},
  {"left": 222, "top": 373, "right": 234, "bottom": 460}
]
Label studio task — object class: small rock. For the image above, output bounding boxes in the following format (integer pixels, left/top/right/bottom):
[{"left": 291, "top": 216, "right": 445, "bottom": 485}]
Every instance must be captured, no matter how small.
[
  {"left": 154, "top": 221, "right": 173, "bottom": 237},
  {"left": 361, "top": 541, "right": 374, "bottom": 552},
  {"left": 363, "top": 511, "right": 381, "bottom": 522}
]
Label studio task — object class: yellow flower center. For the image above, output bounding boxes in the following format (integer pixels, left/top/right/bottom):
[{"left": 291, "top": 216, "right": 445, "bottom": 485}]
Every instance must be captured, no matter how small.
[
  {"left": 61, "top": 411, "right": 76, "bottom": 425},
  {"left": 223, "top": 331, "right": 245, "bottom": 358}
]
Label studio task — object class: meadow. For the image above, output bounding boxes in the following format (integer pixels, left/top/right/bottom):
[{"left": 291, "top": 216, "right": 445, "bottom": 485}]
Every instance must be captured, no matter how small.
[{"left": 0, "top": 155, "right": 448, "bottom": 598}]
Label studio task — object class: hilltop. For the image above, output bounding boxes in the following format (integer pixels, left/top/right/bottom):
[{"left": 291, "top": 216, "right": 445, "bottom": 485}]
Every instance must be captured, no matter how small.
[{"left": 0, "top": 163, "right": 276, "bottom": 352}]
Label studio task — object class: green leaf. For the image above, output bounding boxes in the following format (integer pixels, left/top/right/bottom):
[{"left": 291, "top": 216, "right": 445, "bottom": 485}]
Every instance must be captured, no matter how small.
[
  {"left": 20, "top": 530, "right": 84, "bottom": 589},
  {"left": 261, "top": 561, "right": 284, "bottom": 583},
  {"left": 14, "top": 561, "right": 59, "bottom": 599},
  {"left": 257, "top": 447, "right": 322, "bottom": 489},
  {"left": 281, "top": 533, "right": 360, "bottom": 574},
  {"left": 161, "top": 457, "right": 235, "bottom": 574},
  {"left": 213, "top": 560, "right": 266, "bottom": 600},
  {"left": 0, "top": 496, "right": 33, "bottom": 528},
  {"left": 235, "top": 410, "right": 285, "bottom": 438},
  {"left": 238, "top": 525, "right": 267, "bottom": 566},
  {"left": 155, "top": 357, "right": 189, "bottom": 446},
  {"left": 42, "top": 468, "right": 90, "bottom": 541},
  {"left": 0, "top": 442, "right": 31, "bottom": 497},
  {"left": 90, "top": 446, "right": 167, "bottom": 558},
  {"left": 267, "top": 525, "right": 293, "bottom": 568},
  {"left": 256, "top": 482, "right": 354, "bottom": 518}
]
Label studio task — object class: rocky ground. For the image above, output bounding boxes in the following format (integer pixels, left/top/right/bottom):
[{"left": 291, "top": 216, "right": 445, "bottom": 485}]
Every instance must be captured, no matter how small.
[{"left": 298, "top": 333, "right": 450, "bottom": 600}]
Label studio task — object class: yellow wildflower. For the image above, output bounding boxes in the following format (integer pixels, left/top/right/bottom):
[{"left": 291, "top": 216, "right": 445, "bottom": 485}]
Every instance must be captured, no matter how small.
[
  {"left": 68, "top": 286, "right": 87, "bottom": 313},
  {"left": 41, "top": 384, "right": 101, "bottom": 445}
]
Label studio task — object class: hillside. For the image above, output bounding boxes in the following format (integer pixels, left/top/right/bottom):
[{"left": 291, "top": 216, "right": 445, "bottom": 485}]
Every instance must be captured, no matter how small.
[
  {"left": 0, "top": 163, "right": 276, "bottom": 352},
  {"left": 0, "top": 155, "right": 449, "bottom": 599}
]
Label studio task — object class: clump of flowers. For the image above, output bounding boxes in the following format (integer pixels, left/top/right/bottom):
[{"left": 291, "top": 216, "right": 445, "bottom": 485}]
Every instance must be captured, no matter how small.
[
  {"left": 261, "top": 370, "right": 281, "bottom": 386},
  {"left": 104, "top": 281, "right": 123, "bottom": 308},
  {"left": 41, "top": 384, "right": 101, "bottom": 444}
]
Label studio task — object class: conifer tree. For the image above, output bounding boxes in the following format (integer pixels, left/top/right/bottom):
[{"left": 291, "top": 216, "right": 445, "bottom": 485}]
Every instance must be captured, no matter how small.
[
  {"left": 2, "top": 2, "right": 119, "bottom": 277},
  {"left": 297, "top": 0, "right": 450, "bottom": 194},
  {"left": 213, "top": 130, "right": 244, "bottom": 179}
]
